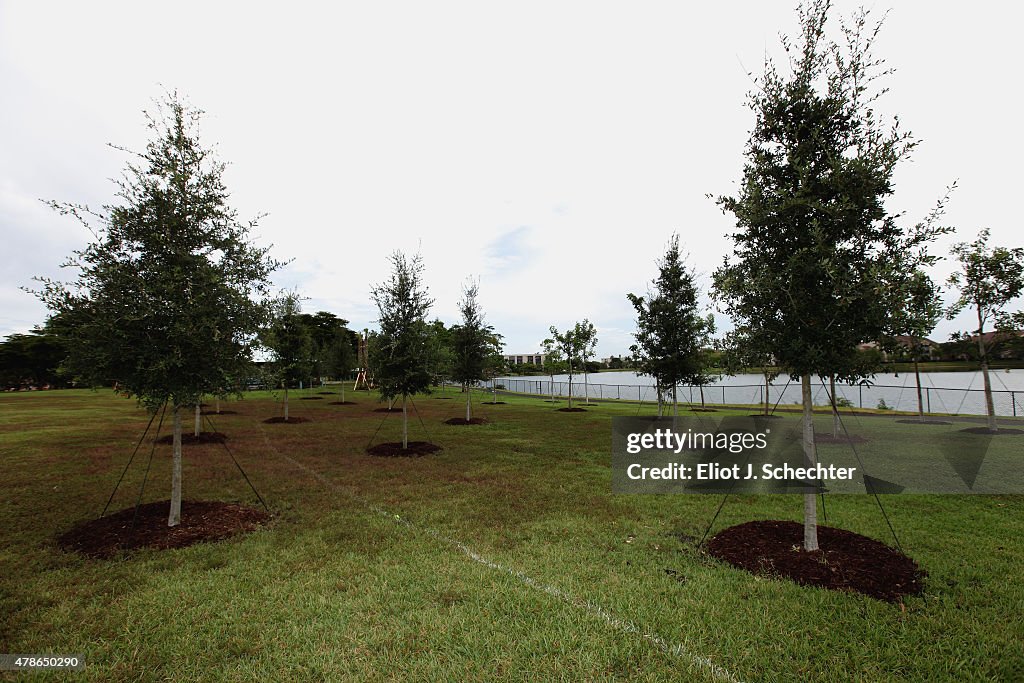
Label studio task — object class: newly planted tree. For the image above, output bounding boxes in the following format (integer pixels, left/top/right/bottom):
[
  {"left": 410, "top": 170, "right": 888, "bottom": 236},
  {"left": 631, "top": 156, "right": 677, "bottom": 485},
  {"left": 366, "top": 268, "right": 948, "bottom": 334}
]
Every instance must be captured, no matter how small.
[
  {"left": 575, "top": 320, "right": 598, "bottom": 405},
  {"left": 371, "top": 251, "right": 434, "bottom": 448},
  {"left": 947, "top": 229, "right": 1024, "bottom": 432},
  {"left": 32, "top": 93, "right": 281, "bottom": 526},
  {"left": 450, "top": 281, "right": 500, "bottom": 421},
  {"left": 545, "top": 322, "right": 594, "bottom": 410},
  {"left": 629, "top": 235, "right": 715, "bottom": 417},
  {"left": 714, "top": 2, "right": 943, "bottom": 549},
  {"left": 263, "top": 293, "right": 313, "bottom": 421}
]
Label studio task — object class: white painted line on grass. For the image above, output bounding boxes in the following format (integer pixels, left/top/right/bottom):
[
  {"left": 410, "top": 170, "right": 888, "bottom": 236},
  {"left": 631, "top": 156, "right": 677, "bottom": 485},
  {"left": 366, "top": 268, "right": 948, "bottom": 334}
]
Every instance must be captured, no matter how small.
[{"left": 260, "top": 430, "right": 742, "bottom": 683}]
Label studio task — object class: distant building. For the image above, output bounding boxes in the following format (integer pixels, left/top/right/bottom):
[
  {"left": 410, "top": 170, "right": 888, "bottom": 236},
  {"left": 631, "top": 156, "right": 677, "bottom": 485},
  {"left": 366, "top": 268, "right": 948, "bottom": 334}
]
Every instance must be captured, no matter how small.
[
  {"left": 858, "top": 336, "right": 940, "bottom": 361},
  {"left": 503, "top": 353, "right": 547, "bottom": 366}
]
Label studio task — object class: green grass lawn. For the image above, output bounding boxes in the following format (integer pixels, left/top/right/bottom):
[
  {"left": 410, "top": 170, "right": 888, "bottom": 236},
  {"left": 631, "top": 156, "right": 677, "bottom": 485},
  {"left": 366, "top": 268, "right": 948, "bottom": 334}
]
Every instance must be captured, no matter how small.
[{"left": 1, "top": 388, "right": 1022, "bottom": 681}]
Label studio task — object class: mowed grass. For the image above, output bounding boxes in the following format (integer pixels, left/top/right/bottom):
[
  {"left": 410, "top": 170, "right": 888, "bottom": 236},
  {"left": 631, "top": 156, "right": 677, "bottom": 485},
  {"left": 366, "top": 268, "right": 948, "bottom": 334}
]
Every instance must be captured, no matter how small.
[{"left": 1, "top": 388, "right": 1022, "bottom": 682}]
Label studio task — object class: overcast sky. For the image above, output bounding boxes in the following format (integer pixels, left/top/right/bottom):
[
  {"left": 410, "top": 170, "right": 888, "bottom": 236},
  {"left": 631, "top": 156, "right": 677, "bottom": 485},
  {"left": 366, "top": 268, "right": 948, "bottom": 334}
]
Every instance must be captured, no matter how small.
[{"left": 2, "top": 1, "right": 1021, "bottom": 357}]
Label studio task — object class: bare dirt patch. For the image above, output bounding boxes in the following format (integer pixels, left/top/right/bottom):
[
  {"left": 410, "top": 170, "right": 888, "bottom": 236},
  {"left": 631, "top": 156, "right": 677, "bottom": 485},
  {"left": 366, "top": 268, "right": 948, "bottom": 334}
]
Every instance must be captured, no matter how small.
[
  {"left": 155, "top": 432, "right": 227, "bottom": 445},
  {"left": 958, "top": 427, "right": 1024, "bottom": 435},
  {"left": 58, "top": 500, "right": 269, "bottom": 559},
  {"left": 444, "top": 417, "right": 487, "bottom": 425},
  {"left": 814, "top": 433, "right": 869, "bottom": 444},
  {"left": 706, "top": 520, "right": 924, "bottom": 602},
  {"left": 366, "top": 441, "right": 442, "bottom": 457}
]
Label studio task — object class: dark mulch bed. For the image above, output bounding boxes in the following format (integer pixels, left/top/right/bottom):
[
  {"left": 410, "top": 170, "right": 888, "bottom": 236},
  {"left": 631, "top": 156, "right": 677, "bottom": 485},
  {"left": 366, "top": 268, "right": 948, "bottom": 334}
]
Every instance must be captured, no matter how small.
[
  {"left": 299, "top": 397, "right": 323, "bottom": 401},
  {"left": 959, "top": 427, "right": 1024, "bottom": 435},
  {"left": 366, "top": 441, "right": 442, "bottom": 457},
  {"left": 895, "top": 419, "right": 952, "bottom": 425},
  {"left": 557, "top": 407, "right": 588, "bottom": 412},
  {"left": 328, "top": 401, "right": 357, "bottom": 406},
  {"left": 814, "top": 433, "right": 869, "bottom": 444},
  {"left": 749, "top": 414, "right": 784, "bottom": 419},
  {"left": 481, "top": 401, "right": 507, "bottom": 405},
  {"left": 317, "top": 391, "right": 336, "bottom": 395},
  {"left": 57, "top": 500, "right": 270, "bottom": 559},
  {"left": 263, "top": 416, "right": 310, "bottom": 424},
  {"left": 690, "top": 408, "right": 719, "bottom": 413},
  {"left": 373, "top": 407, "right": 405, "bottom": 413},
  {"left": 444, "top": 417, "right": 487, "bottom": 425},
  {"left": 200, "top": 410, "right": 238, "bottom": 415},
  {"left": 706, "top": 520, "right": 925, "bottom": 602},
  {"left": 434, "top": 397, "right": 454, "bottom": 400},
  {"left": 155, "top": 432, "right": 227, "bottom": 445}
]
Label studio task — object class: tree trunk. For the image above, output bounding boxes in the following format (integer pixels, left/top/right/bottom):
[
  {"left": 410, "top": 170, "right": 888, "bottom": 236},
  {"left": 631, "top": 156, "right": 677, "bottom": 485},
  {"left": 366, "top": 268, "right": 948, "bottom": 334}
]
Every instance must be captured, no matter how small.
[
  {"left": 656, "top": 382, "right": 663, "bottom": 417},
  {"left": 978, "top": 307, "right": 998, "bottom": 432},
  {"left": 284, "top": 385, "right": 290, "bottom": 421},
  {"left": 801, "top": 375, "right": 819, "bottom": 551},
  {"left": 402, "top": 394, "right": 408, "bottom": 449},
  {"left": 764, "top": 372, "right": 771, "bottom": 416},
  {"left": 584, "top": 366, "right": 590, "bottom": 404},
  {"left": 673, "top": 385, "right": 678, "bottom": 417},
  {"left": 215, "top": 396, "right": 221, "bottom": 414},
  {"left": 169, "top": 406, "right": 182, "bottom": 527},
  {"left": 194, "top": 403, "right": 201, "bottom": 437},
  {"left": 914, "top": 357, "right": 924, "bottom": 421},
  {"left": 568, "top": 358, "right": 574, "bottom": 410},
  {"left": 830, "top": 375, "right": 840, "bottom": 438},
  {"left": 340, "top": 384, "right": 345, "bottom": 403},
  {"left": 466, "top": 389, "right": 472, "bottom": 421},
  {"left": 699, "top": 385, "right": 706, "bottom": 409}
]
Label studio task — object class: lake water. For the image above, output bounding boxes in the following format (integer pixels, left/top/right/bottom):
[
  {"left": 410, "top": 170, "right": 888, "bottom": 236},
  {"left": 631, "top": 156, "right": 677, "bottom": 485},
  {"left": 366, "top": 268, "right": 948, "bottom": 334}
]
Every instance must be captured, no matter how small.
[{"left": 492, "top": 369, "right": 1024, "bottom": 417}]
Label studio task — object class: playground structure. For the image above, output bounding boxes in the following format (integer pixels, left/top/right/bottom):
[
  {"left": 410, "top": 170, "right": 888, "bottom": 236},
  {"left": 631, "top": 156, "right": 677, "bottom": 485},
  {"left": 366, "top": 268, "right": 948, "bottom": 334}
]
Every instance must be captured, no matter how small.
[{"left": 353, "top": 329, "right": 374, "bottom": 390}]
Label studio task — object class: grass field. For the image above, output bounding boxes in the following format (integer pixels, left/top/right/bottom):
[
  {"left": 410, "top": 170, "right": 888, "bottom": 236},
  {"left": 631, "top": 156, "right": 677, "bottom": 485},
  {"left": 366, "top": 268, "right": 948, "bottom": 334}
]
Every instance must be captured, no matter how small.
[{"left": 2, "top": 388, "right": 1022, "bottom": 681}]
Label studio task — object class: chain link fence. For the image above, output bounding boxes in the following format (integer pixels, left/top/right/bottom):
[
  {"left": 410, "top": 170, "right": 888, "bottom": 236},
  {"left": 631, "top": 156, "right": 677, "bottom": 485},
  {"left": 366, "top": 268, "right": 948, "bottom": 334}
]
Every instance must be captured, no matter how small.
[{"left": 488, "top": 376, "right": 1024, "bottom": 417}]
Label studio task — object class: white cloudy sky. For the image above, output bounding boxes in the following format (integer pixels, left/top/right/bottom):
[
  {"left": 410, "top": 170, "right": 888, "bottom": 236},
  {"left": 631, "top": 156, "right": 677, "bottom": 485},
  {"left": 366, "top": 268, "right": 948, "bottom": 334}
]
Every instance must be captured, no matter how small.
[{"left": 2, "top": 1, "right": 1021, "bottom": 357}]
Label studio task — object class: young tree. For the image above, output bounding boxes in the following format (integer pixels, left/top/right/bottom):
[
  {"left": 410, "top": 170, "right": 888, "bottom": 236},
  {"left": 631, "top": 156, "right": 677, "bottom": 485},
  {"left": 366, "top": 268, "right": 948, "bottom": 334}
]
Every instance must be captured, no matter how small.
[
  {"left": 371, "top": 251, "right": 434, "bottom": 448},
  {"left": 714, "top": 2, "right": 942, "bottom": 550},
  {"left": 424, "top": 319, "right": 455, "bottom": 393},
  {"left": 539, "top": 338, "right": 565, "bottom": 403},
  {"left": 32, "top": 93, "right": 281, "bottom": 526},
  {"left": 629, "top": 235, "right": 715, "bottom": 417},
  {"left": 263, "top": 293, "right": 313, "bottom": 421},
  {"left": 718, "top": 325, "right": 779, "bottom": 417},
  {"left": 450, "top": 280, "right": 500, "bottom": 421},
  {"left": 885, "top": 270, "right": 944, "bottom": 422},
  {"left": 575, "top": 320, "right": 598, "bottom": 405},
  {"left": 947, "top": 229, "right": 1024, "bottom": 432},
  {"left": 545, "top": 323, "right": 585, "bottom": 410}
]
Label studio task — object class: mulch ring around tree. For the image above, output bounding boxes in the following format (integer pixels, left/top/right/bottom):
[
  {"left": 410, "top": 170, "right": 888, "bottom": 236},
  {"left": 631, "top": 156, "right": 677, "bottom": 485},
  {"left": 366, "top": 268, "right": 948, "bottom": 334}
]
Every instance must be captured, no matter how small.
[
  {"left": 57, "top": 500, "right": 270, "bottom": 559},
  {"left": 894, "top": 418, "right": 952, "bottom": 425},
  {"left": 557, "top": 407, "right": 588, "bottom": 412},
  {"left": 706, "top": 520, "right": 925, "bottom": 603},
  {"left": 200, "top": 410, "right": 238, "bottom": 415},
  {"left": 155, "top": 432, "right": 227, "bottom": 445},
  {"left": 690, "top": 408, "right": 719, "bottom": 413},
  {"left": 373, "top": 407, "right": 404, "bottom": 413},
  {"left": 958, "top": 426, "right": 1024, "bottom": 435},
  {"left": 328, "top": 401, "right": 357, "bottom": 406},
  {"left": 749, "top": 413, "right": 784, "bottom": 419},
  {"left": 317, "top": 391, "right": 336, "bottom": 395},
  {"left": 262, "top": 416, "right": 310, "bottom": 424},
  {"left": 480, "top": 401, "right": 507, "bottom": 405},
  {"left": 444, "top": 417, "right": 487, "bottom": 425},
  {"left": 299, "top": 397, "right": 323, "bottom": 401},
  {"left": 814, "top": 433, "right": 869, "bottom": 444},
  {"left": 366, "top": 441, "right": 442, "bottom": 457}
]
